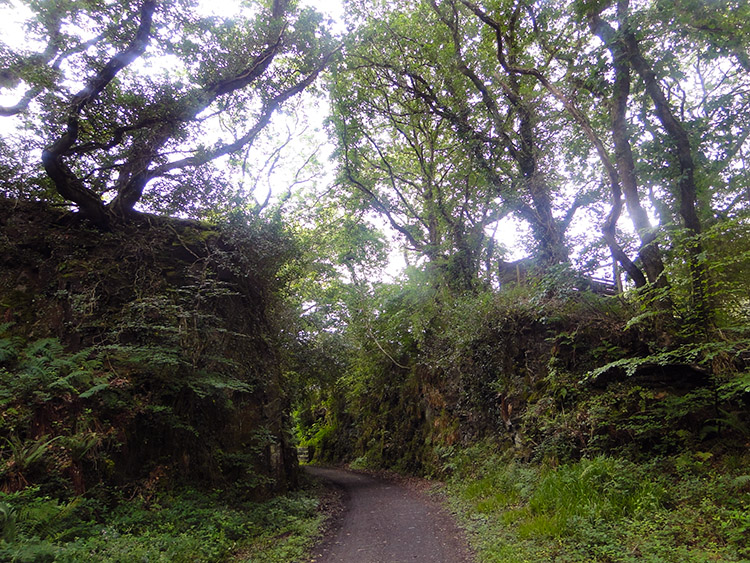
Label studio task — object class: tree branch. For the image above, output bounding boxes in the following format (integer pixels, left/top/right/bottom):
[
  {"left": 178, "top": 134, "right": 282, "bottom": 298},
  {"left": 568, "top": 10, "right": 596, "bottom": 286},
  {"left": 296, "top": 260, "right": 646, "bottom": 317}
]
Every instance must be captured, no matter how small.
[{"left": 41, "top": 0, "right": 157, "bottom": 227}]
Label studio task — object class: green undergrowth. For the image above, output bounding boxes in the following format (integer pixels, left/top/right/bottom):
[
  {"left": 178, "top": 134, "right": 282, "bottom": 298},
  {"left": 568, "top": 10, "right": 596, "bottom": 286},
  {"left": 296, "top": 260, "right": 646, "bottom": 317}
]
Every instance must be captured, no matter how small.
[
  {"left": 0, "top": 477, "right": 324, "bottom": 562},
  {"left": 444, "top": 445, "right": 750, "bottom": 562}
]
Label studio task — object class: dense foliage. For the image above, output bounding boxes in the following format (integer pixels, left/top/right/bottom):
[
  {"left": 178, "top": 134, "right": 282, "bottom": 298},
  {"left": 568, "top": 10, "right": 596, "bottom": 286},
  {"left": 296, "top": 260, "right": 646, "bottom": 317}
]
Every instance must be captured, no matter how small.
[
  {"left": 1, "top": 0, "right": 749, "bottom": 560},
  {"left": 290, "top": 7, "right": 750, "bottom": 560},
  {"left": 0, "top": 199, "right": 302, "bottom": 497},
  {"left": 0, "top": 482, "right": 323, "bottom": 562},
  {"left": 331, "top": 0, "right": 749, "bottom": 304},
  {"left": 294, "top": 0, "right": 749, "bottom": 467}
]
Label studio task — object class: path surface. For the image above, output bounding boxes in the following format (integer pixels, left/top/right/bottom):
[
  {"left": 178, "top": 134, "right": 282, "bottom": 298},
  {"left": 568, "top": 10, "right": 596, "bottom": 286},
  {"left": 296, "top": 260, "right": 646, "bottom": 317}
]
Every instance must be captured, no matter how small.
[{"left": 305, "top": 466, "right": 473, "bottom": 563}]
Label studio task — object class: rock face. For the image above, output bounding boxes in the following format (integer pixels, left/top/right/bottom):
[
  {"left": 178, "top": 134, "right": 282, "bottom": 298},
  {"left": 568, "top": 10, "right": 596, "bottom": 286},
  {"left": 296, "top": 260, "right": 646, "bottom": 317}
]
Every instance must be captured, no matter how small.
[{"left": 0, "top": 198, "right": 297, "bottom": 496}]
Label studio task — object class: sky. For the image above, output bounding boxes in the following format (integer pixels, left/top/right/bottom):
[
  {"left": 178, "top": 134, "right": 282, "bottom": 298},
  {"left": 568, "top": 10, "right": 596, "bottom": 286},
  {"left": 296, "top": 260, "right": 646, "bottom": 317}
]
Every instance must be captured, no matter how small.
[{"left": 197, "top": 0, "right": 345, "bottom": 24}]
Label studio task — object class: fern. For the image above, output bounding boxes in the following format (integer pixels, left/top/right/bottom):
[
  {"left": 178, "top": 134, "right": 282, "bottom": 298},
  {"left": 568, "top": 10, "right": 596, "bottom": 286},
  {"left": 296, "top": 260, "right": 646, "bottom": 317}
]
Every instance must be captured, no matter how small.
[
  {"left": 719, "top": 371, "right": 750, "bottom": 399},
  {"left": 0, "top": 338, "right": 18, "bottom": 363},
  {"left": 101, "top": 344, "right": 185, "bottom": 369},
  {"left": 144, "top": 405, "right": 199, "bottom": 436},
  {"left": 186, "top": 371, "right": 255, "bottom": 398},
  {"left": 78, "top": 383, "right": 110, "bottom": 399},
  {"left": 22, "top": 338, "right": 64, "bottom": 361},
  {"left": 1, "top": 435, "right": 61, "bottom": 473},
  {"left": 0, "top": 501, "right": 17, "bottom": 542},
  {"left": 585, "top": 339, "right": 750, "bottom": 383},
  {"left": 14, "top": 496, "right": 83, "bottom": 541},
  {"left": 623, "top": 309, "right": 665, "bottom": 332}
]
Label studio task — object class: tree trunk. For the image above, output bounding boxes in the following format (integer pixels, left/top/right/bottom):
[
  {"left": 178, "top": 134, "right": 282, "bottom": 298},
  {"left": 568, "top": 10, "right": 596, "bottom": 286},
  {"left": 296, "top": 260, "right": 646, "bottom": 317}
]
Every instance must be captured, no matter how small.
[
  {"left": 610, "top": 42, "right": 668, "bottom": 288},
  {"left": 620, "top": 21, "right": 710, "bottom": 324}
]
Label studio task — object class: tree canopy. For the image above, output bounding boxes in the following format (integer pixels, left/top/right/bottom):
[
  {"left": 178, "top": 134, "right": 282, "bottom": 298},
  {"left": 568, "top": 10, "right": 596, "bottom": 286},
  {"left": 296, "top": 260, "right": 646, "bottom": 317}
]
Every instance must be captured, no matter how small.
[
  {"left": 1, "top": 0, "right": 748, "bottom": 307},
  {"left": 332, "top": 0, "right": 746, "bottom": 288},
  {"left": 1, "top": 0, "right": 337, "bottom": 227}
]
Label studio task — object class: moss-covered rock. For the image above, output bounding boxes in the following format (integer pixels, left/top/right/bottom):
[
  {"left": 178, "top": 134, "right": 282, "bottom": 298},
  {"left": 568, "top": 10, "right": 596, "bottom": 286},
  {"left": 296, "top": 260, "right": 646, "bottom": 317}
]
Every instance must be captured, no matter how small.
[{"left": 0, "top": 198, "right": 298, "bottom": 497}]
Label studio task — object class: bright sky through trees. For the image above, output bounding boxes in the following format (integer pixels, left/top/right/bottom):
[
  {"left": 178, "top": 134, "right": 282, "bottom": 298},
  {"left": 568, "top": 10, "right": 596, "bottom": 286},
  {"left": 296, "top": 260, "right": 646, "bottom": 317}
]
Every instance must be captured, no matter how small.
[
  {"left": 2, "top": 0, "right": 746, "bottom": 288},
  {"left": 0, "top": 0, "right": 340, "bottom": 210},
  {"left": 0, "top": 0, "right": 526, "bottom": 277}
]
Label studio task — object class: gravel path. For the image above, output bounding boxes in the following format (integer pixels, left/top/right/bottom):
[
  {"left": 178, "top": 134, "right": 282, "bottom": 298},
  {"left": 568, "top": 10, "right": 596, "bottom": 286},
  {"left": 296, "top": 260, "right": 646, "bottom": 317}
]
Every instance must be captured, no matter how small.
[{"left": 305, "top": 466, "right": 473, "bottom": 563}]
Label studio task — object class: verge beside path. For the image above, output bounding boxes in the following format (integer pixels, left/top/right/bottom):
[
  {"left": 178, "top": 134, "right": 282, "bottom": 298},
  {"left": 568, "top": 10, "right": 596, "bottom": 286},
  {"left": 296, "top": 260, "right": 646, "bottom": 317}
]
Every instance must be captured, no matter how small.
[{"left": 305, "top": 466, "right": 473, "bottom": 563}]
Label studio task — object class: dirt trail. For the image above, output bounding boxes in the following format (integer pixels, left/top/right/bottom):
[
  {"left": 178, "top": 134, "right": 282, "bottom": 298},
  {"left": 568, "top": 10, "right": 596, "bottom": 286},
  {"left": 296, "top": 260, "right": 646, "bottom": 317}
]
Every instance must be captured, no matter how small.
[{"left": 305, "top": 466, "right": 473, "bottom": 563}]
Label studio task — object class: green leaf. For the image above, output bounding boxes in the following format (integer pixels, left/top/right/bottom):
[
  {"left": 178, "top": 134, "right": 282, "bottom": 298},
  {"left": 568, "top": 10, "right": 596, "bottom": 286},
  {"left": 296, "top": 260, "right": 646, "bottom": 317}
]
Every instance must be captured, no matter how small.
[{"left": 79, "top": 383, "right": 111, "bottom": 399}]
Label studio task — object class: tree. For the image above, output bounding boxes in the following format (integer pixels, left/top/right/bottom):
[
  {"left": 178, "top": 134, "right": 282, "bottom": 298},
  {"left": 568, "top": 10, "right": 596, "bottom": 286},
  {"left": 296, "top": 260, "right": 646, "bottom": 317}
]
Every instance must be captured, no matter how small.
[
  {"left": 452, "top": 0, "right": 749, "bottom": 306},
  {"left": 0, "top": 0, "right": 337, "bottom": 228},
  {"left": 427, "top": 0, "right": 580, "bottom": 267},
  {"left": 331, "top": 52, "right": 506, "bottom": 290},
  {"left": 583, "top": 0, "right": 750, "bottom": 320},
  {"left": 333, "top": 0, "right": 596, "bottom": 282}
]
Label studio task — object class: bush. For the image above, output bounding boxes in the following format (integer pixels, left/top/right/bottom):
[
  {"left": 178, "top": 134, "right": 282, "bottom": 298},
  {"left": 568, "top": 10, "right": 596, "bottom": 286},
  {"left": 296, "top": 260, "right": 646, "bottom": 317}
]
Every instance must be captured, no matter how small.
[{"left": 0, "top": 482, "right": 324, "bottom": 562}]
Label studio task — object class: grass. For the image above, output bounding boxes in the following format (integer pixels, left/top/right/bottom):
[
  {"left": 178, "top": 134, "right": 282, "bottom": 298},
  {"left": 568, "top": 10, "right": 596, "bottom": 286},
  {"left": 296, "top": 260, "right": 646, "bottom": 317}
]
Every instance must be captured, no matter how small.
[
  {"left": 444, "top": 446, "right": 750, "bottom": 562},
  {"left": 4, "top": 446, "right": 747, "bottom": 562},
  {"left": 0, "top": 477, "right": 326, "bottom": 562}
]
